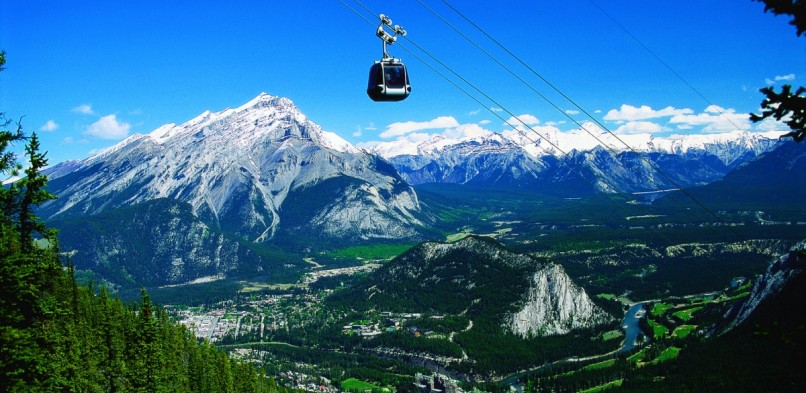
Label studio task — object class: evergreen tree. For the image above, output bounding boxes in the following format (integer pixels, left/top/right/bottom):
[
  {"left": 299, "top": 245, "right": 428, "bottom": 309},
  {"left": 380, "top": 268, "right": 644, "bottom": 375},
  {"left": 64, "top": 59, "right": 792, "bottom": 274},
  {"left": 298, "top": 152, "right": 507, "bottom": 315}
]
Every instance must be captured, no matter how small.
[
  {"left": 1, "top": 51, "right": 281, "bottom": 392},
  {"left": 750, "top": 0, "right": 806, "bottom": 141},
  {"left": 17, "top": 132, "right": 55, "bottom": 251}
]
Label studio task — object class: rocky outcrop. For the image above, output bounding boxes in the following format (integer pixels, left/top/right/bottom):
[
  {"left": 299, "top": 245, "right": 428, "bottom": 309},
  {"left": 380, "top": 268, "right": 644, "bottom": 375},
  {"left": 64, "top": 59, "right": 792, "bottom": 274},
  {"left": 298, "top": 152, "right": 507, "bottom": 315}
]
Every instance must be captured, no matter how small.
[
  {"left": 723, "top": 241, "right": 806, "bottom": 332},
  {"left": 345, "top": 236, "right": 610, "bottom": 336},
  {"left": 507, "top": 263, "right": 612, "bottom": 337}
]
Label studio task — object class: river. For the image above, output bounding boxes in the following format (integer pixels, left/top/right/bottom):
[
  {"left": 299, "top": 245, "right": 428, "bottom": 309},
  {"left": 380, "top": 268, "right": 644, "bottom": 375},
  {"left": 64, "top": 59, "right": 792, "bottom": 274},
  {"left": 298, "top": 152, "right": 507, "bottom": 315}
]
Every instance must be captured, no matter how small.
[{"left": 620, "top": 303, "right": 646, "bottom": 353}]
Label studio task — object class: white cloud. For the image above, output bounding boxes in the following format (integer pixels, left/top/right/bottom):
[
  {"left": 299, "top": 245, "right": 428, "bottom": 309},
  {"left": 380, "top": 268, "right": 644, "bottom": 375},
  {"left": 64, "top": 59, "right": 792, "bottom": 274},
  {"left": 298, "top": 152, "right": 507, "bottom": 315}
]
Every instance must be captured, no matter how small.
[
  {"left": 490, "top": 107, "right": 503, "bottom": 113},
  {"left": 380, "top": 116, "right": 460, "bottom": 138},
  {"left": 614, "top": 121, "right": 667, "bottom": 134},
  {"left": 565, "top": 109, "right": 580, "bottom": 115},
  {"left": 594, "top": 109, "right": 602, "bottom": 114},
  {"left": 604, "top": 104, "right": 693, "bottom": 122},
  {"left": 669, "top": 107, "right": 751, "bottom": 133},
  {"left": 775, "top": 73, "right": 796, "bottom": 82},
  {"left": 479, "top": 119, "right": 491, "bottom": 125},
  {"left": 40, "top": 120, "right": 58, "bottom": 132},
  {"left": 84, "top": 114, "right": 131, "bottom": 139},
  {"left": 766, "top": 74, "right": 796, "bottom": 85},
  {"left": 441, "top": 123, "right": 492, "bottom": 140},
  {"left": 754, "top": 116, "right": 790, "bottom": 131},
  {"left": 352, "top": 126, "right": 362, "bottom": 137},
  {"left": 468, "top": 109, "right": 481, "bottom": 116},
  {"left": 504, "top": 114, "right": 539, "bottom": 128},
  {"left": 72, "top": 104, "right": 94, "bottom": 115}
]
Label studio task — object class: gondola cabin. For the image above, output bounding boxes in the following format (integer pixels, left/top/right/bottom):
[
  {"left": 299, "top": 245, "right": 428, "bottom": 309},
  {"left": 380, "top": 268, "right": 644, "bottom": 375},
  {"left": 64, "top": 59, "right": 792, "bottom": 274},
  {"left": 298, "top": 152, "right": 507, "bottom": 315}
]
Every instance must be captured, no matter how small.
[{"left": 367, "top": 58, "right": 411, "bottom": 102}]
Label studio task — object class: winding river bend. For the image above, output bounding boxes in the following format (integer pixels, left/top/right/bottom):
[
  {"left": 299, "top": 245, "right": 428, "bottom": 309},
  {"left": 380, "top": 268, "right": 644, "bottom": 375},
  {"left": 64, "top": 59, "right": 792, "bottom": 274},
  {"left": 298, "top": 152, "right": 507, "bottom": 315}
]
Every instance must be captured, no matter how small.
[
  {"left": 620, "top": 303, "right": 646, "bottom": 353},
  {"left": 499, "top": 302, "right": 647, "bottom": 385}
]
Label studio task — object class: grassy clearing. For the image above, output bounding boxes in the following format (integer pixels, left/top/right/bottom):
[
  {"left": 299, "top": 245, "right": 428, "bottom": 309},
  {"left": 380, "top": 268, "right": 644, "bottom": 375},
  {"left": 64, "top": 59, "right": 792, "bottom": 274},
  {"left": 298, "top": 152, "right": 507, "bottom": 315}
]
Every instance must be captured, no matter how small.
[
  {"left": 596, "top": 293, "right": 617, "bottom": 300},
  {"left": 627, "top": 348, "right": 647, "bottom": 363},
  {"left": 647, "top": 319, "right": 668, "bottom": 339},
  {"left": 672, "top": 306, "right": 703, "bottom": 322},
  {"left": 446, "top": 232, "right": 472, "bottom": 242},
  {"left": 650, "top": 302, "right": 673, "bottom": 317},
  {"left": 583, "top": 359, "right": 617, "bottom": 371},
  {"left": 725, "top": 291, "right": 751, "bottom": 301},
  {"left": 327, "top": 244, "right": 413, "bottom": 261},
  {"left": 650, "top": 346, "right": 681, "bottom": 364},
  {"left": 239, "top": 282, "right": 304, "bottom": 293},
  {"left": 601, "top": 330, "right": 623, "bottom": 341},
  {"left": 579, "top": 379, "right": 623, "bottom": 393},
  {"left": 341, "top": 378, "right": 385, "bottom": 392},
  {"left": 672, "top": 324, "right": 697, "bottom": 339}
]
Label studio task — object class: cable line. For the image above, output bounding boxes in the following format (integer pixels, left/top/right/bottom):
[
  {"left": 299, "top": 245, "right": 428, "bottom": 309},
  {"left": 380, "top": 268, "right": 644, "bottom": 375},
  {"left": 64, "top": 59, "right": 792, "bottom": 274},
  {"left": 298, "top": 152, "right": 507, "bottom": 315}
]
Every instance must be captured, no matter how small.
[
  {"left": 340, "top": 0, "right": 682, "bottom": 247},
  {"left": 414, "top": 0, "right": 691, "bottom": 205},
  {"left": 344, "top": 0, "right": 732, "bottom": 247},
  {"left": 394, "top": 40, "right": 680, "bottom": 247},
  {"left": 432, "top": 0, "right": 744, "bottom": 241},
  {"left": 586, "top": 0, "right": 747, "bottom": 133}
]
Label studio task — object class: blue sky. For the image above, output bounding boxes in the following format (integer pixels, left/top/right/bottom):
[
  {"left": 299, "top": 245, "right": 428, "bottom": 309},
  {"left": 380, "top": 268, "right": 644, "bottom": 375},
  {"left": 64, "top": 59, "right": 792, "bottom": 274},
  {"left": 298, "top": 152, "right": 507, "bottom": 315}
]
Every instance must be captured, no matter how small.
[{"left": 1, "top": 0, "right": 804, "bottom": 165}]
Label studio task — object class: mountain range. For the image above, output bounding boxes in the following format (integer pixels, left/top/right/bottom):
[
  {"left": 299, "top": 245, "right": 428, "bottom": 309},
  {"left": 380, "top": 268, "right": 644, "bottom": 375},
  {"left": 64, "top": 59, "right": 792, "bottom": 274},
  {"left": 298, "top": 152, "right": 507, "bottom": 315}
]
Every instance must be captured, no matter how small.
[
  {"left": 40, "top": 93, "right": 796, "bottom": 288},
  {"left": 364, "top": 124, "right": 783, "bottom": 194},
  {"left": 42, "top": 94, "right": 426, "bottom": 286}
]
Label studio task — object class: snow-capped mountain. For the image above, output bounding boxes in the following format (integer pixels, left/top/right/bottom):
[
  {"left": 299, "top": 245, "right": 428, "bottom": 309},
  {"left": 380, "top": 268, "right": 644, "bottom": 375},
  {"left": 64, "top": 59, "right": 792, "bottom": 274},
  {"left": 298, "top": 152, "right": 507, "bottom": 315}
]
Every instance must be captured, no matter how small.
[
  {"left": 363, "top": 125, "right": 782, "bottom": 193},
  {"left": 44, "top": 93, "right": 422, "bottom": 244},
  {"left": 384, "top": 133, "right": 555, "bottom": 186}
]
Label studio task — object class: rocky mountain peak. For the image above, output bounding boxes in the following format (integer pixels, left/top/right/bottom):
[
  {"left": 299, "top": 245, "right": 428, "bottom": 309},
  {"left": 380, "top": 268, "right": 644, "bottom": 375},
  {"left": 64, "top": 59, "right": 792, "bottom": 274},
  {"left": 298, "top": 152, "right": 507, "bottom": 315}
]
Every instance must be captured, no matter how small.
[
  {"left": 42, "top": 94, "right": 422, "bottom": 245},
  {"left": 507, "top": 263, "right": 613, "bottom": 337}
]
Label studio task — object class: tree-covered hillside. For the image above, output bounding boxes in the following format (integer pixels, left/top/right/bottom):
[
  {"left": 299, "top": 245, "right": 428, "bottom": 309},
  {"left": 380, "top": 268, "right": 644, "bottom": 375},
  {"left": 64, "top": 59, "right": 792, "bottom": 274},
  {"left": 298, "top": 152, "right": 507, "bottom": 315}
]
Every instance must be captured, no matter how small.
[{"left": 0, "top": 54, "right": 280, "bottom": 391}]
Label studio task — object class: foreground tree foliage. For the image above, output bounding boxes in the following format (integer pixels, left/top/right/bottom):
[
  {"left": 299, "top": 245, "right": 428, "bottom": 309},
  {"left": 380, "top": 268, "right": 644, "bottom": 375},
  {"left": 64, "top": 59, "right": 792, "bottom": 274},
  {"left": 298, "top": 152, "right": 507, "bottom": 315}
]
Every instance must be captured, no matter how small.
[
  {"left": 0, "top": 53, "right": 280, "bottom": 392},
  {"left": 753, "top": 0, "right": 806, "bottom": 37},
  {"left": 750, "top": 0, "right": 806, "bottom": 141}
]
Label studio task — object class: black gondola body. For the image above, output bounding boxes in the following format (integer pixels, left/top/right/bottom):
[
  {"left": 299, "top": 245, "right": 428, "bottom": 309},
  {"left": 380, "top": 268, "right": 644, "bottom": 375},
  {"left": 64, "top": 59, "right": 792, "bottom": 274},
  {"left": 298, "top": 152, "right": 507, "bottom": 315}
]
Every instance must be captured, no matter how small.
[
  {"left": 367, "top": 58, "right": 411, "bottom": 102},
  {"left": 367, "top": 14, "right": 410, "bottom": 102}
]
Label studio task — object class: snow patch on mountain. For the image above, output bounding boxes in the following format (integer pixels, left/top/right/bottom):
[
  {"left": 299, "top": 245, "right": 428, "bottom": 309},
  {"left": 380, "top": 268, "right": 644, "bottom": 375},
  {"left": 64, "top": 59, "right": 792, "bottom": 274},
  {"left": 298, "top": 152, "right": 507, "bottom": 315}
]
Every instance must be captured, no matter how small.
[
  {"left": 361, "top": 123, "right": 782, "bottom": 192},
  {"left": 367, "top": 124, "right": 782, "bottom": 164},
  {"left": 43, "top": 93, "right": 422, "bottom": 242}
]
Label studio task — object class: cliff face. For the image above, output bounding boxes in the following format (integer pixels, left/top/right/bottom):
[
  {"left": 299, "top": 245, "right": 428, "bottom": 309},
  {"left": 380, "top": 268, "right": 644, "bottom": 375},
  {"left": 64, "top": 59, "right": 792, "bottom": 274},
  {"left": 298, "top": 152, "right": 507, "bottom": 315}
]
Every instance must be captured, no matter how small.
[
  {"left": 342, "top": 236, "right": 611, "bottom": 336},
  {"left": 507, "top": 263, "right": 612, "bottom": 337},
  {"left": 724, "top": 241, "right": 806, "bottom": 332},
  {"left": 50, "top": 199, "right": 272, "bottom": 287}
]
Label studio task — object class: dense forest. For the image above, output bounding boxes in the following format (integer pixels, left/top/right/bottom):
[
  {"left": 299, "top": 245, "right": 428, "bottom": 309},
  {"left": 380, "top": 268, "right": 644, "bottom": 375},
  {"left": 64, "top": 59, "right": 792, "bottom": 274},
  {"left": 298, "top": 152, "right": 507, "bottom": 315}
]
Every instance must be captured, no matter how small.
[{"left": 0, "top": 52, "right": 281, "bottom": 392}]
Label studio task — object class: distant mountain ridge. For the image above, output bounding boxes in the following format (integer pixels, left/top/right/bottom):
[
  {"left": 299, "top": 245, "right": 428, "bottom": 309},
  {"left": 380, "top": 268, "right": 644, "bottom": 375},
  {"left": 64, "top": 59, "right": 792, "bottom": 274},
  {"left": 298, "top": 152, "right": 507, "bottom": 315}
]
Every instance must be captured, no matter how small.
[
  {"left": 656, "top": 139, "right": 806, "bottom": 209},
  {"left": 364, "top": 126, "right": 783, "bottom": 194}
]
